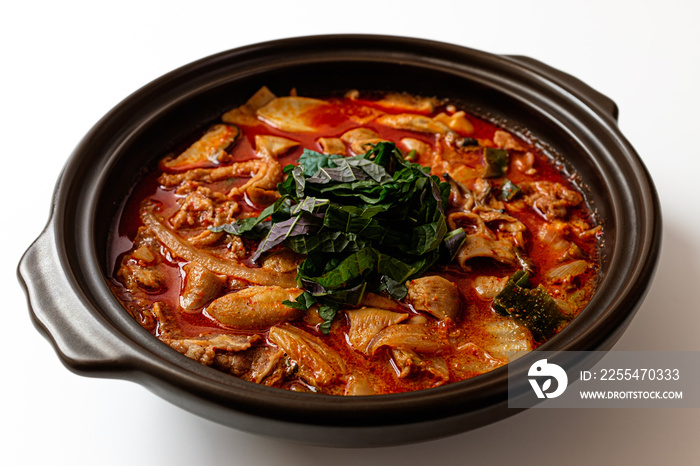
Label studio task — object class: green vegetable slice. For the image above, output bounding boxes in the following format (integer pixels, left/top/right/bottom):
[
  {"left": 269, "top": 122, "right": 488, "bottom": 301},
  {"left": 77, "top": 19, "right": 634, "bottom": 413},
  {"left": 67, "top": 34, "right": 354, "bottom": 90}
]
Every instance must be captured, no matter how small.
[
  {"left": 499, "top": 179, "right": 521, "bottom": 201},
  {"left": 492, "top": 270, "right": 568, "bottom": 343},
  {"left": 483, "top": 147, "right": 509, "bottom": 178}
]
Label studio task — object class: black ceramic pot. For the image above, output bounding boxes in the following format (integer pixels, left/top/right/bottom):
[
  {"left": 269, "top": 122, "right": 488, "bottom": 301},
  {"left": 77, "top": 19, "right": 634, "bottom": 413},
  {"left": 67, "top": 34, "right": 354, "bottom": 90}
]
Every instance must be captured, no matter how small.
[{"left": 18, "top": 35, "right": 661, "bottom": 447}]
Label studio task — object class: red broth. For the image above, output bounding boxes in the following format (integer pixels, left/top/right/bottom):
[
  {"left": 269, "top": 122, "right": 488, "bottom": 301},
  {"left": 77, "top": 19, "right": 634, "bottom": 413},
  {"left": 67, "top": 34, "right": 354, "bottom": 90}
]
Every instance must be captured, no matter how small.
[{"left": 108, "top": 89, "right": 600, "bottom": 395}]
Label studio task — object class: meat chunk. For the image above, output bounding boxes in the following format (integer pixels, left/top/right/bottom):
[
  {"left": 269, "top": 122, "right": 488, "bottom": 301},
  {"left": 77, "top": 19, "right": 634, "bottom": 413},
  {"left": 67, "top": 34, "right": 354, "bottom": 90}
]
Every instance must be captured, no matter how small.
[
  {"left": 161, "top": 334, "right": 259, "bottom": 366},
  {"left": 206, "top": 286, "right": 304, "bottom": 328},
  {"left": 118, "top": 262, "right": 164, "bottom": 293},
  {"left": 493, "top": 130, "right": 524, "bottom": 151},
  {"left": 405, "top": 276, "right": 461, "bottom": 321},
  {"left": 169, "top": 189, "right": 240, "bottom": 230},
  {"left": 268, "top": 324, "right": 347, "bottom": 387},
  {"left": 513, "top": 151, "right": 537, "bottom": 175},
  {"left": 520, "top": 181, "right": 583, "bottom": 221},
  {"left": 242, "top": 347, "right": 288, "bottom": 386},
  {"left": 151, "top": 301, "right": 178, "bottom": 337},
  {"left": 227, "top": 155, "right": 284, "bottom": 197},
  {"left": 180, "top": 262, "right": 226, "bottom": 311},
  {"left": 158, "top": 154, "right": 284, "bottom": 200},
  {"left": 346, "top": 308, "right": 409, "bottom": 354},
  {"left": 212, "top": 352, "right": 253, "bottom": 376},
  {"left": 116, "top": 228, "right": 166, "bottom": 297}
]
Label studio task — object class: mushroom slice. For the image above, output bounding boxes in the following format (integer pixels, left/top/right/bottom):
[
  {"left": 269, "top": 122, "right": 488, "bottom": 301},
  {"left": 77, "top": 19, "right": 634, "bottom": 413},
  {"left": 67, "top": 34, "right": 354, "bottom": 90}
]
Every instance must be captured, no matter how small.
[
  {"left": 479, "top": 210, "right": 528, "bottom": 249},
  {"left": 375, "top": 113, "right": 452, "bottom": 135},
  {"left": 162, "top": 124, "right": 239, "bottom": 170},
  {"left": 346, "top": 308, "right": 409, "bottom": 354},
  {"left": 206, "top": 286, "right": 304, "bottom": 329},
  {"left": 222, "top": 86, "right": 277, "bottom": 126},
  {"left": 449, "top": 211, "right": 518, "bottom": 267},
  {"left": 256, "top": 96, "right": 330, "bottom": 132},
  {"left": 340, "top": 127, "right": 386, "bottom": 154},
  {"left": 268, "top": 324, "right": 347, "bottom": 387},
  {"left": 180, "top": 262, "right": 226, "bottom": 311},
  {"left": 405, "top": 276, "right": 461, "bottom": 321},
  {"left": 457, "top": 234, "right": 518, "bottom": 268}
]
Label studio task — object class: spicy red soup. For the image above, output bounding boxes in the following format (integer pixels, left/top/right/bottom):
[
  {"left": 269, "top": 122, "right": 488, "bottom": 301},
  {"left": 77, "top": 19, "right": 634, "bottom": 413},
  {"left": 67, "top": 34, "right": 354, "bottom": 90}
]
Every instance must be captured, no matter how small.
[{"left": 108, "top": 88, "right": 601, "bottom": 395}]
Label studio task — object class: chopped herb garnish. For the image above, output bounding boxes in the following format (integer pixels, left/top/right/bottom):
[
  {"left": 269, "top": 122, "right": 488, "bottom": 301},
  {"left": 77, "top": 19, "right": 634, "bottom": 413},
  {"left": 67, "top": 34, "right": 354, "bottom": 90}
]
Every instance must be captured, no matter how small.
[
  {"left": 217, "top": 142, "right": 463, "bottom": 333},
  {"left": 492, "top": 270, "right": 568, "bottom": 343}
]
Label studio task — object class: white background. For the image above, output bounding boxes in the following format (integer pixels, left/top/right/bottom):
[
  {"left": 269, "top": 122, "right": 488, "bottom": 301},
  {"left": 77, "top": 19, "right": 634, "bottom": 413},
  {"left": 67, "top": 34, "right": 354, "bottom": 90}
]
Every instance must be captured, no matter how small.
[{"left": 3, "top": 1, "right": 699, "bottom": 464}]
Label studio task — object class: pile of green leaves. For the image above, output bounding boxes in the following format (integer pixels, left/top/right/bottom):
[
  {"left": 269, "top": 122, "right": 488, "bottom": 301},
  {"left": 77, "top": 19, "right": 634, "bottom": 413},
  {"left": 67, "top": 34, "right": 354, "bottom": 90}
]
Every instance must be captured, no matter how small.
[
  {"left": 493, "top": 270, "right": 568, "bottom": 343},
  {"left": 212, "top": 142, "right": 466, "bottom": 333}
]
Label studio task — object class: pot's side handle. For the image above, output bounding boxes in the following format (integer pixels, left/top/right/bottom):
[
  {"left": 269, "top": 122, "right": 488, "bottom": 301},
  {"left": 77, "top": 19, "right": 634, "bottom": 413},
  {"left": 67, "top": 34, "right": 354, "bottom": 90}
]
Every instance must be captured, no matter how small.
[
  {"left": 19, "top": 224, "right": 133, "bottom": 376},
  {"left": 506, "top": 55, "right": 620, "bottom": 122}
]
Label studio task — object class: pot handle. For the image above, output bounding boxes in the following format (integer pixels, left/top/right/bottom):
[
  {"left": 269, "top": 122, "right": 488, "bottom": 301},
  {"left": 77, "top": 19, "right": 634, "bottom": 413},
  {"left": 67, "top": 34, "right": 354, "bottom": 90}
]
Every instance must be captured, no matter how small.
[
  {"left": 506, "top": 55, "right": 620, "bottom": 122},
  {"left": 19, "top": 223, "right": 135, "bottom": 375}
]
